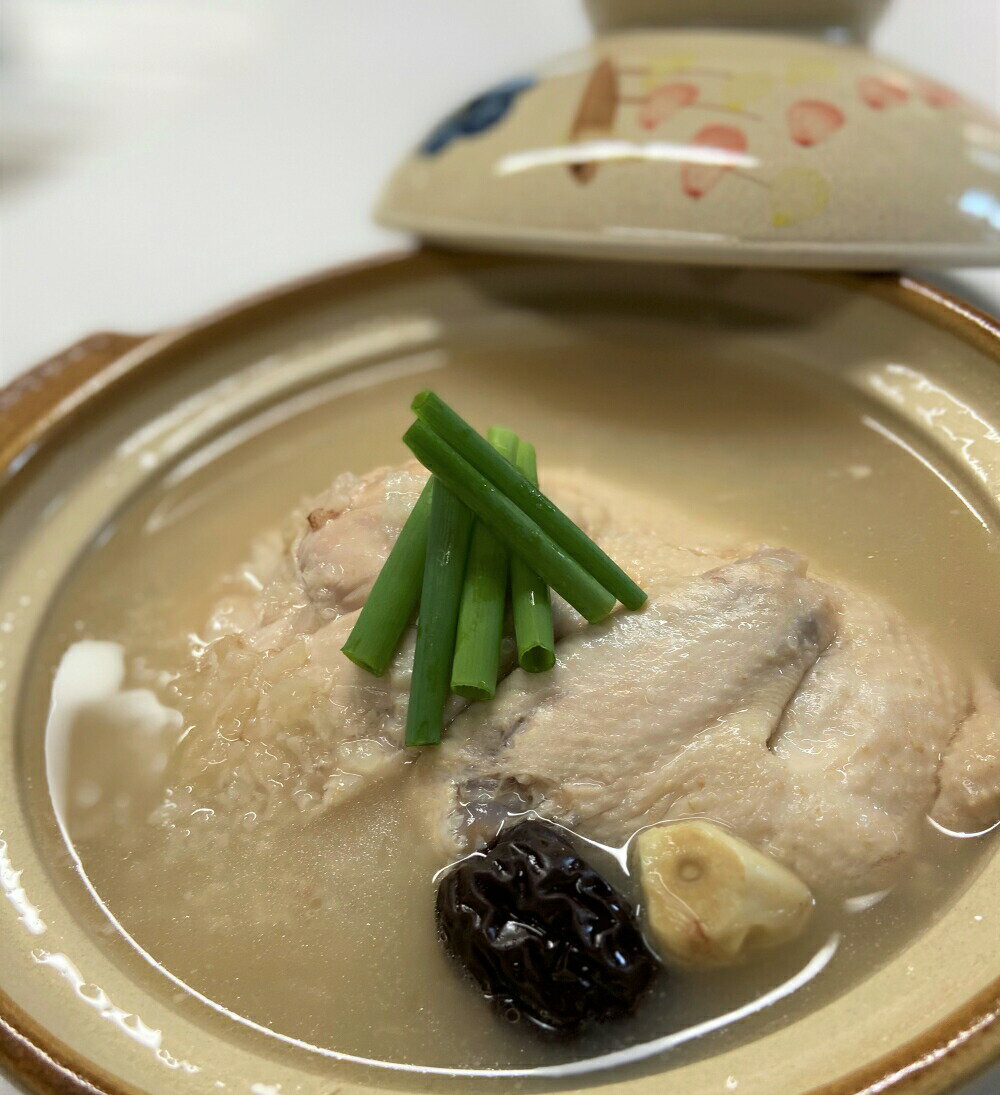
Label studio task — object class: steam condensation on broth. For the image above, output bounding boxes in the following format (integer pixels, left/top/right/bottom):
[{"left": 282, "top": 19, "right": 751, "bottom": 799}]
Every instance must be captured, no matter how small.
[{"left": 33, "top": 343, "right": 1000, "bottom": 1081}]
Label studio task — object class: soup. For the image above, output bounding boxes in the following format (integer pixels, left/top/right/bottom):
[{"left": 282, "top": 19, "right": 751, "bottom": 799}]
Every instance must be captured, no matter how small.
[{"left": 26, "top": 312, "right": 999, "bottom": 1085}]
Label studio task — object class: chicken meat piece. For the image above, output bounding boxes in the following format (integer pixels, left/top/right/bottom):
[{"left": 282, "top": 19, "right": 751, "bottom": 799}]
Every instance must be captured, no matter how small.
[
  {"left": 768, "top": 586, "right": 979, "bottom": 884},
  {"left": 931, "top": 678, "right": 1000, "bottom": 834},
  {"left": 162, "top": 464, "right": 730, "bottom": 829},
  {"left": 424, "top": 549, "right": 831, "bottom": 859},
  {"left": 296, "top": 463, "right": 429, "bottom": 615},
  {"left": 163, "top": 613, "right": 420, "bottom": 826},
  {"left": 422, "top": 549, "right": 997, "bottom": 894}
]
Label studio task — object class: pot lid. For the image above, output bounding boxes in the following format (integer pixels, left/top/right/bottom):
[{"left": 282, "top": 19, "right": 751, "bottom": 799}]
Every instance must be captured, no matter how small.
[{"left": 376, "top": 29, "right": 1000, "bottom": 269}]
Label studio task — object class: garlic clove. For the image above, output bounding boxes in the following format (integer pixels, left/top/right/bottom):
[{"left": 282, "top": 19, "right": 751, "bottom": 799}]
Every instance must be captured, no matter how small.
[{"left": 633, "top": 820, "right": 814, "bottom": 967}]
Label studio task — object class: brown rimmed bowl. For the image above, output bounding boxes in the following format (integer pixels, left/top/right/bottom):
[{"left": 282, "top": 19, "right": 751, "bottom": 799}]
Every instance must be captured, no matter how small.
[{"left": 1, "top": 251, "right": 998, "bottom": 1095}]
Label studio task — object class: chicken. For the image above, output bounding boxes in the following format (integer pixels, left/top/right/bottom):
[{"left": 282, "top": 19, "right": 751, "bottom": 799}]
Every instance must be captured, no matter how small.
[
  {"left": 161, "top": 462, "right": 1000, "bottom": 898},
  {"left": 296, "top": 463, "right": 429, "bottom": 615},
  {"left": 766, "top": 586, "right": 979, "bottom": 884},
  {"left": 163, "top": 612, "right": 419, "bottom": 825},
  {"left": 163, "top": 463, "right": 714, "bottom": 826},
  {"left": 422, "top": 550, "right": 834, "bottom": 869},
  {"left": 162, "top": 463, "right": 430, "bottom": 825},
  {"left": 421, "top": 550, "right": 996, "bottom": 894},
  {"left": 931, "top": 679, "right": 1000, "bottom": 835}
]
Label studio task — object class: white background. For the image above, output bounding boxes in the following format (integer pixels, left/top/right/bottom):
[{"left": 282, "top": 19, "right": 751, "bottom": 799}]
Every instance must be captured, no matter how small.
[{"left": 0, "top": 2, "right": 997, "bottom": 1093}]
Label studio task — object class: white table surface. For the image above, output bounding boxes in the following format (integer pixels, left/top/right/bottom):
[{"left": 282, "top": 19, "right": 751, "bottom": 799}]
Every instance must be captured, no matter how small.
[{"left": 0, "top": 2, "right": 997, "bottom": 1093}]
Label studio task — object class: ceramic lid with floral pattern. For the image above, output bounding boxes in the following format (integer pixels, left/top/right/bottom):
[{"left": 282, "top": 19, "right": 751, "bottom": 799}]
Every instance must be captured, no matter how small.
[{"left": 376, "top": 1, "right": 1000, "bottom": 268}]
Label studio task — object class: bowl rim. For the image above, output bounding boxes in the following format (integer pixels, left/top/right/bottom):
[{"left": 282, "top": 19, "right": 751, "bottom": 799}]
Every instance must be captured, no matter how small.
[{"left": 0, "top": 249, "right": 998, "bottom": 1095}]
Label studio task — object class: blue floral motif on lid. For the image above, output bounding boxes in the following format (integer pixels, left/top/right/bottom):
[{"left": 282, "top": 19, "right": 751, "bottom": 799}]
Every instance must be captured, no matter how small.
[{"left": 419, "top": 76, "right": 536, "bottom": 156}]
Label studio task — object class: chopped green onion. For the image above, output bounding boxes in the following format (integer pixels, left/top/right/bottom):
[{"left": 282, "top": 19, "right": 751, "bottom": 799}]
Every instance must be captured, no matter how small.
[
  {"left": 341, "top": 479, "right": 433, "bottom": 676},
  {"left": 405, "top": 481, "right": 474, "bottom": 747},
  {"left": 510, "top": 440, "right": 555, "bottom": 673},
  {"left": 450, "top": 428, "right": 518, "bottom": 701},
  {"left": 412, "top": 391, "right": 646, "bottom": 611},
  {"left": 403, "top": 420, "right": 616, "bottom": 625}
]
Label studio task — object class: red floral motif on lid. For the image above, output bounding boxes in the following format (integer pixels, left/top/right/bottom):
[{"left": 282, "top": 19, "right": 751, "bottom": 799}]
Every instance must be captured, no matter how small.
[
  {"left": 858, "top": 75, "right": 910, "bottom": 110},
  {"left": 680, "top": 124, "right": 748, "bottom": 198},
  {"left": 639, "top": 82, "right": 700, "bottom": 129},
  {"left": 788, "top": 100, "right": 845, "bottom": 147}
]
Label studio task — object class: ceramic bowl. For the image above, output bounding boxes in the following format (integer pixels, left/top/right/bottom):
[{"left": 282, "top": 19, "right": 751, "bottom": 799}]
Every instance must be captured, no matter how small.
[
  {"left": 1, "top": 253, "right": 998, "bottom": 1095},
  {"left": 376, "top": 29, "right": 1000, "bottom": 267}
]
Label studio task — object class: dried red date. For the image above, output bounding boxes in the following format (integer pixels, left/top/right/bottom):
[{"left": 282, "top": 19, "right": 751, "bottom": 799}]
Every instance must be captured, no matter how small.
[{"left": 435, "top": 820, "right": 657, "bottom": 1034}]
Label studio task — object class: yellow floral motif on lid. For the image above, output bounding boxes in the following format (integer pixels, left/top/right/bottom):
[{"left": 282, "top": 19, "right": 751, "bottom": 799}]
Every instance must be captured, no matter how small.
[
  {"left": 719, "top": 72, "right": 774, "bottom": 109},
  {"left": 785, "top": 58, "right": 839, "bottom": 85},
  {"left": 771, "top": 166, "right": 831, "bottom": 227},
  {"left": 642, "top": 52, "right": 700, "bottom": 88}
]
